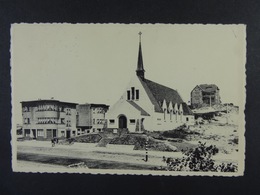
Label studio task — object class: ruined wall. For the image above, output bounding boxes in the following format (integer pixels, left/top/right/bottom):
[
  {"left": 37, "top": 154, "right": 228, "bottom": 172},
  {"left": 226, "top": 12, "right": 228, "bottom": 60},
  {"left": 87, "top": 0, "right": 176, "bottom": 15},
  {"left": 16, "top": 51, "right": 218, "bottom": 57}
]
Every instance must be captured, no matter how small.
[{"left": 191, "top": 86, "right": 203, "bottom": 108}]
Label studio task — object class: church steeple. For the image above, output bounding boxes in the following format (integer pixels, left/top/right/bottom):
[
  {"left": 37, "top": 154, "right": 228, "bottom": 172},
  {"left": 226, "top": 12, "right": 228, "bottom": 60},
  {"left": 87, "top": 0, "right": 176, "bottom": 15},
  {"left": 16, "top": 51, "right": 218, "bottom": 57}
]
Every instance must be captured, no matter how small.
[{"left": 136, "top": 32, "right": 145, "bottom": 79}]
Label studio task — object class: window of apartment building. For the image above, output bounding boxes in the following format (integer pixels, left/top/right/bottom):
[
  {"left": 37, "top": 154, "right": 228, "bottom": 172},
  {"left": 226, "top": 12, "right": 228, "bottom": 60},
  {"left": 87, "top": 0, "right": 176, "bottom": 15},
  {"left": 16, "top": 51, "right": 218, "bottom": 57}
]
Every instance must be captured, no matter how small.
[
  {"left": 136, "top": 90, "right": 139, "bottom": 100},
  {"left": 130, "top": 119, "right": 135, "bottom": 124},
  {"left": 131, "top": 87, "right": 135, "bottom": 100},
  {"left": 186, "top": 117, "right": 189, "bottom": 122},
  {"left": 127, "top": 90, "right": 131, "bottom": 100},
  {"left": 97, "top": 128, "right": 101, "bottom": 132},
  {"left": 23, "top": 107, "right": 29, "bottom": 112},
  {"left": 61, "top": 118, "right": 65, "bottom": 124},
  {"left": 72, "top": 131, "right": 76, "bottom": 136},
  {"left": 97, "top": 119, "right": 104, "bottom": 124},
  {"left": 97, "top": 108, "right": 103, "bottom": 114},
  {"left": 37, "top": 129, "right": 44, "bottom": 137},
  {"left": 65, "top": 108, "right": 71, "bottom": 115},
  {"left": 61, "top": 131, "right": 65, "bottom": 137},
  {"left": 24, "top": 129, "right": 30, "bottom": 136},
  {"left": 66, "top": 120, "right": 71, "bottom": 127},
  {"left": 109, "top": 119, "right": 115, "bottom": 124},
  {"left": 92, "top": 128, "right": 95, "bottom": 132},
  {"left": 93, "top": 119, "right": 95, "bottom": 124},
  {"left": 24, "top": 118, "right": 30, "bottom": 124}
]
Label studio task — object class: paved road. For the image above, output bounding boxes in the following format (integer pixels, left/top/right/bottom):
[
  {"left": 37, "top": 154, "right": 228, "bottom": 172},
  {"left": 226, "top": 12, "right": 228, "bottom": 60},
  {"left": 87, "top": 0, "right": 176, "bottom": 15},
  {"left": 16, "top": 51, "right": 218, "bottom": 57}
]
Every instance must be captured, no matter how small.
[{"left": 16, "top": 140, "right": 182, "bottom": 169}]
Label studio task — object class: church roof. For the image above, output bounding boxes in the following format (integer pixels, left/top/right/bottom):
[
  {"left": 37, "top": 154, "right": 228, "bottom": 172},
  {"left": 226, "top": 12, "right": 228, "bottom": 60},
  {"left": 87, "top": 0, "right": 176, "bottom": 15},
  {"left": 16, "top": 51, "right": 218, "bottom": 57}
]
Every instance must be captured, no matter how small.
[
  {"left": 139, "top": 77, "right": 193, "bottom": 115},
  {"left": 127, "top": 101, "right": 150, "bottom": 116}
]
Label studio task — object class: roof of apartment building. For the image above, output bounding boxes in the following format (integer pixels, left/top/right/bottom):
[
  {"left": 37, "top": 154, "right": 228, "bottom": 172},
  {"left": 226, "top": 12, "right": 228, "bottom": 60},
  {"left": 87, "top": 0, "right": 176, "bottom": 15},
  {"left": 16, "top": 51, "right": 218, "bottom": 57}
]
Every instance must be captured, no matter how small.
[
  {"left": 77, "top": 103, "right": 109, "bottom": 109},
  {"left": 21, "top": 99, "right": 78, "bottom": 107}
]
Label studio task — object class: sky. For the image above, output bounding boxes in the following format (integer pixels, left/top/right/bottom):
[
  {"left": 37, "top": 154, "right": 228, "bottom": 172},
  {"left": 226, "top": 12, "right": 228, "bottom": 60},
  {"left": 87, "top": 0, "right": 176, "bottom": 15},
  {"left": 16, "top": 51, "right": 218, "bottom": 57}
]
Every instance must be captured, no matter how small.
[{"left": 11, "top": 24, "right": 246, "bottom": 124}]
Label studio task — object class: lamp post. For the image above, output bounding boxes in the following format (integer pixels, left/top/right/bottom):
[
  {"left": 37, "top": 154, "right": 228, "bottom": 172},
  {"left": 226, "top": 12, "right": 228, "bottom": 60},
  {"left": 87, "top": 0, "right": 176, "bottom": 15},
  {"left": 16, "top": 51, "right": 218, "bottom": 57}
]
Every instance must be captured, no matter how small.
[
  {"left": 145, "top": 136, "right": 149, "bottom": 162},
  {"left": 226, "top": 103, "right": 229, "bottom": 124}
]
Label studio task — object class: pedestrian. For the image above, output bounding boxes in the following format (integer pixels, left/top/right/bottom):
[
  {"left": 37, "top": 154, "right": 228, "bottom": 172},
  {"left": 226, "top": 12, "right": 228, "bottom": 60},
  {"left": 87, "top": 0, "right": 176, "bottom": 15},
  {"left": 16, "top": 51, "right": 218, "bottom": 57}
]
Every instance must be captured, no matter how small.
[
  {"left": 162, "top": 156, "right": 166, "bottom": 162},
  {"left": 51, "top": 138, "right": 55, "bottom": 147}
]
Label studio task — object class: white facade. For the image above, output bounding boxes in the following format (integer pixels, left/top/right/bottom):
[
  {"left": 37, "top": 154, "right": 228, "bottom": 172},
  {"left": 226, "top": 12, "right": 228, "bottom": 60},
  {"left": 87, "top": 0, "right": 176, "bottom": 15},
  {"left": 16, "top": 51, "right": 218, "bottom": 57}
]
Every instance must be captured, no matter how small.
[{"left": 106, "top": 76, "right": 195, "bottom": 132}]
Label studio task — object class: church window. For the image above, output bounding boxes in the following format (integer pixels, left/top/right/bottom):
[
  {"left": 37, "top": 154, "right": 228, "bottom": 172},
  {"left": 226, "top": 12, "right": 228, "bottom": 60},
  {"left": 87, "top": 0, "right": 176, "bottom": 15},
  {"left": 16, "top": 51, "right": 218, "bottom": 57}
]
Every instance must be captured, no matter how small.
[
  {"left": 136, "top": 90, "right": 139, "bottom": 100},
  {"left": 130, "top": 119, "right": 135, "bottom": 124},
  {"left": 127, "top": 90, "right": 131, "bottom": 100},
  {"left": 164, "top": 109, "right": 166, "bottom": 121},
  {"left": 131, "top": 87, "right": 135, "bottom": 100}
]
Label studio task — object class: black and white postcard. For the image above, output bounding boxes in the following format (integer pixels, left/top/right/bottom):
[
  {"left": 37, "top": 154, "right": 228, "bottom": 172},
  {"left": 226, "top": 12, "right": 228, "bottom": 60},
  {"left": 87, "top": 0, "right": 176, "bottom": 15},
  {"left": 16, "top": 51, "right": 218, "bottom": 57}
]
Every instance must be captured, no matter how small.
[{"left": 11, "top": 24, "right": 246, "bottom": 176}]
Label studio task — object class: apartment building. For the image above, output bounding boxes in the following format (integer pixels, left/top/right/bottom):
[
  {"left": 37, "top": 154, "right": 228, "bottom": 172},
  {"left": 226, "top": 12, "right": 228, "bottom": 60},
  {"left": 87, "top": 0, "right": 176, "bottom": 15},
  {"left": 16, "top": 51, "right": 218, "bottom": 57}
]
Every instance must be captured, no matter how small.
[
  {"left": 21, "top": 99, "right": 78, "bottom": 140},
  {"left": 76, "top": 103, "right": 109, "bottom": 134}
]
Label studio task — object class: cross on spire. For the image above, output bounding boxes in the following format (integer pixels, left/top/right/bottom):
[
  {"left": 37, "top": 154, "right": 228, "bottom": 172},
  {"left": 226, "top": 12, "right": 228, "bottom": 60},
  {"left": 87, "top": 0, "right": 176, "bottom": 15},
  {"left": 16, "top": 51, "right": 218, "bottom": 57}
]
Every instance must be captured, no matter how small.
[{"left": 139, "top": 31, "right": 142, "bottom": 42}]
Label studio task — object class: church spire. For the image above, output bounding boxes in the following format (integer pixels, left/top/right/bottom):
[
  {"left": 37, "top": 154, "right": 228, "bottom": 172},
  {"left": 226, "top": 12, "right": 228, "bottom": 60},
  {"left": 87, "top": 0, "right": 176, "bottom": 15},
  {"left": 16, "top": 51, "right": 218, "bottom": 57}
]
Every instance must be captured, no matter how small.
[{"left": 136, "top": 32, "right": 145, "bottom": 79}]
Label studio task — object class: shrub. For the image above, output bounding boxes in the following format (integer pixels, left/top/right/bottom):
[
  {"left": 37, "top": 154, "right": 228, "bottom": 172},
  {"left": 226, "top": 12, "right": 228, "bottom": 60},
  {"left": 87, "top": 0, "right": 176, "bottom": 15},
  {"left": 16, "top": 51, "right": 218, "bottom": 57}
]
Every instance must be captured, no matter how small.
[{"left": 163, "top": 142, "right": 237, "bottom": 172}]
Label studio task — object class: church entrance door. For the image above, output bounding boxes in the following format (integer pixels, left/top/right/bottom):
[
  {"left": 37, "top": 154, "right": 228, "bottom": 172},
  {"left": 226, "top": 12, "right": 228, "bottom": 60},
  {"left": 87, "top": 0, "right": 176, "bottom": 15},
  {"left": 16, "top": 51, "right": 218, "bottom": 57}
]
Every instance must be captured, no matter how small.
[{"left": 118, "top": 115, "right": 127, "bottom": 129}]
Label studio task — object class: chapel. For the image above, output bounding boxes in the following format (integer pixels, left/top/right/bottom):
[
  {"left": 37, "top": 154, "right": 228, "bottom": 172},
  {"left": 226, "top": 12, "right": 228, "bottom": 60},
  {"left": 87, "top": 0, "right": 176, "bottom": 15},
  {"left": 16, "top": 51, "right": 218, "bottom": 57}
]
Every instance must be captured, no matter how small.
[{"left": 106, "top": 33, "right": 194, "bottom": 132}]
